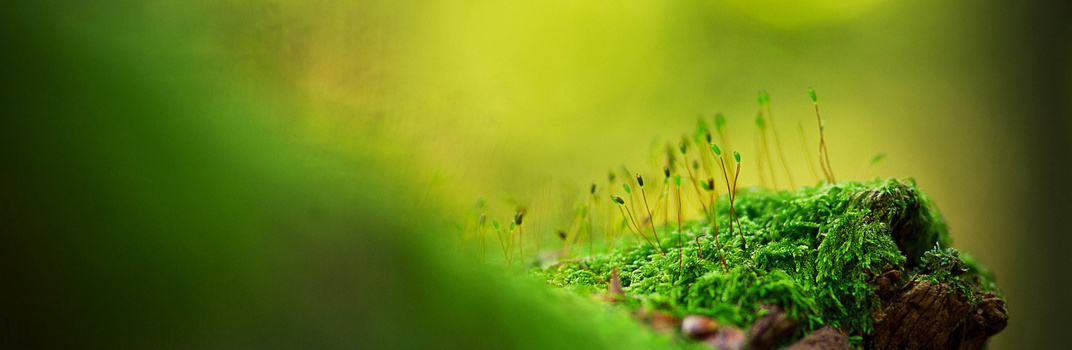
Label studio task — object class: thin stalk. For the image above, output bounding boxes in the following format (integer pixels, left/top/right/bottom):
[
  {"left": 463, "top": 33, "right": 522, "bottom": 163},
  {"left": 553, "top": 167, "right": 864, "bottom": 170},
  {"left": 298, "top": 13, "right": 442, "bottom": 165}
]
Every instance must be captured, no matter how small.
[
  {"left": 714, "top": 114, "right": 735, "bottom": 185},
  {"left": 479, "top": 213, "right": 487, "bottom": 262},
  {"left": 558, "top": 211, "right": 583, "bottom": 258},
  {"left": 707, "top": 179, "right": 728, "bottom": 273},
  {"left": 810, "top": 88, "right": 836, "bottom": 182},
  {"left": 675, "top": 177, "right": 684, "bottom": 278},
  {"left": 710, "top": 161, "right": 734, "bottom": 273},
  {"left": 761, "top": 120, "right": 778, "bottom": 190},
  {"left": 731, "top": 158, "right": 746, "bottom": 250},
  {"left": 606, "top": 173, "right": 616, "bottom": 249},
  {"left": 766, "top": 97, "right": 795, "bottom": 188},
  {"left": 640, "top": 185, "right": 666, "bottom": 255},
  {"left": 716, "top": 159, "right": 735, "bottom": 235},
  {"left": 624, "top": 206, "right": 659, "bottom": 254},
  {"left": 515, "top": 210, "right": 525, "bottom": 268},
  {"left": 617, "top": 205, "right": 656, "bottom": 251},
  {"left": 798, "top": 123, "right": 821, "bottom": 183},
  {"left": 612, "top": 195, "right": 660, "bottom": 254},
  {"left": 588, "top": 183, "right": 596, "bottom": 255},
  {"left": 754, "top": 129, "right": 770, "bottom": 189},
  {"left": 638, "top": 182, "right": 669, "bottom": 228},
  {"left": 681, "top": 153, "right": 711, "bottom": 215},
  {"left": 663, "top": 179, "right": 670, "bottom": 242},
  {"left": 697, "top": 135, "right": 717, "bottom": 181},
  {"left": 496, "top": 225, "right": 508, "bottom": 267},
  {"left": 505, "top": 226, "right": 514, "bottom": 266}
]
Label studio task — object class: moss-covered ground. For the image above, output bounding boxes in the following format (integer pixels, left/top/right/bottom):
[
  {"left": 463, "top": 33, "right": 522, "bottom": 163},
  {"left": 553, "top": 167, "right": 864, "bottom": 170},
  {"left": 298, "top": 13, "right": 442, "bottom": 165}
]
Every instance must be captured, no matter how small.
[{"left": 535, "top": 178, "right": 1001, "bottom": 347}]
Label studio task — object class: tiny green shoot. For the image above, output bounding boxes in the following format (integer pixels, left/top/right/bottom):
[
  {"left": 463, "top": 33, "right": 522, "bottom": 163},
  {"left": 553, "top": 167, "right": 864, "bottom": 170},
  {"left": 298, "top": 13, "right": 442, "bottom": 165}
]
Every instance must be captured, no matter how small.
[
  {"left": 515, "top": 209, "right": 525, "bottom": 267},
  {"left": 611, "top": 194, "right": 660, "bottom": 252},
  {"left": 809, "top": 88, "right": 836, "bottom": 183},
  {"left": 589, "top": 182, "right": 596, "bottom": 254},
  {"left": 636, "top": 173, "right": 666, "bottom": 255},
  {"left": 732, "top": 151, "right": 745, "bottom": 249},
  {"left": 713, "top": 113, "right": 735, "bottom": 184}
]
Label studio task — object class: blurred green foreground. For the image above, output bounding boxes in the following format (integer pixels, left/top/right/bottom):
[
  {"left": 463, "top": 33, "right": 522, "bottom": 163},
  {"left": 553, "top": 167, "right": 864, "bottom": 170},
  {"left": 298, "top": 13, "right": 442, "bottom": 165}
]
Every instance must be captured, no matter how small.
[{"left": 0, "top": 2, "right": 689, "bottom": 349}]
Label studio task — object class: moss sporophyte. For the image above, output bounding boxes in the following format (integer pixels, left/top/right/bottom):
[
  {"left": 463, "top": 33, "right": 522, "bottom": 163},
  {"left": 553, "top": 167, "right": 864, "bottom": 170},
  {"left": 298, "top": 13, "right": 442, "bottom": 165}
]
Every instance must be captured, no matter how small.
[{"left": 479, "top": 90, "right": 1005, "bottom": 348}]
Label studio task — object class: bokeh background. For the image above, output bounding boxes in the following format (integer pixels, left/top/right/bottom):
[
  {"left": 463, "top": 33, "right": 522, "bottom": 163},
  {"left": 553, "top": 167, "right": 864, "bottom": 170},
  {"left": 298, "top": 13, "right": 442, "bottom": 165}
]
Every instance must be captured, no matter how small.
[{"left": 3, "top": 0, "right": 1069, "bottom": 348}]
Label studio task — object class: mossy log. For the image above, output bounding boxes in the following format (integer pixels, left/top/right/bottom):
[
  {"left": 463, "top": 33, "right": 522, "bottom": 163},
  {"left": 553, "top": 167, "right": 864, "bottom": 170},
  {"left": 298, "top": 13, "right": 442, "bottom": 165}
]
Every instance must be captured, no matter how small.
[
  {"left": 869, "top": 275, "right": 1007, "bottom": 349},
  {"left": 538, "top": 179, "right": 1008, "bottom": 349}
]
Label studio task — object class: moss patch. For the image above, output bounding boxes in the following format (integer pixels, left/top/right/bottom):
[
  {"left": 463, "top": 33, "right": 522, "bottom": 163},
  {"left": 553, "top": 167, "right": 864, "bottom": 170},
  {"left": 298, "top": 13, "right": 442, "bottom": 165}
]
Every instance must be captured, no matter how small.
[{"left": 535, "top": 178, "right": 1000, "bottom": 344}]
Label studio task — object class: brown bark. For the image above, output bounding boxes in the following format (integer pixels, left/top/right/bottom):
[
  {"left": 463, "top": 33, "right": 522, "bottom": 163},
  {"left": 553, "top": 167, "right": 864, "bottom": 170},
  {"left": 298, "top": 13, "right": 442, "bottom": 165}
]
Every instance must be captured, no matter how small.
[
  {"left": 785, "top": 326, "right": 849, "bottom": 350},
  {"left": 746, "top": 304, "right": 798, "bottom": 350},
  {"left": 869, "top": 279, "right": 1008, "bottom": 350}
]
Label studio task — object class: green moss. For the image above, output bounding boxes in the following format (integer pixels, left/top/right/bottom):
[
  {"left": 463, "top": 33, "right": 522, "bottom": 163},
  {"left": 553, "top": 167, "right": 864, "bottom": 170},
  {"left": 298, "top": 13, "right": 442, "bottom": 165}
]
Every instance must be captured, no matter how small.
[
  {"left": 536, "top": 178, "right": 995, "bottom": 344},
  {"left": 915, "top": 245, "right": 1003, "bottom": 304}
]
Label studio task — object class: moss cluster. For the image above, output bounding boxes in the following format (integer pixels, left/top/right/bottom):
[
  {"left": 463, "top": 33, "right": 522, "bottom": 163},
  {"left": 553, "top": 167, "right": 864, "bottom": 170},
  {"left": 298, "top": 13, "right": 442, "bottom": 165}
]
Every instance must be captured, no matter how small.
[{"left": 535, "top": 178, "right": 999, "bottom": 344}]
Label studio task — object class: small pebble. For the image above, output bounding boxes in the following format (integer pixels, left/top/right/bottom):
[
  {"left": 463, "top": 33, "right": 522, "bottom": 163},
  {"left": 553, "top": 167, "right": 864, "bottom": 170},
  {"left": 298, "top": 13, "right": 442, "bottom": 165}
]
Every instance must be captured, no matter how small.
[
  {"left": 681, "top": 315, "right": 720, "bottom": 339},
  {"left": 785, "top": 326, "right": 848, "bottom": 350}
]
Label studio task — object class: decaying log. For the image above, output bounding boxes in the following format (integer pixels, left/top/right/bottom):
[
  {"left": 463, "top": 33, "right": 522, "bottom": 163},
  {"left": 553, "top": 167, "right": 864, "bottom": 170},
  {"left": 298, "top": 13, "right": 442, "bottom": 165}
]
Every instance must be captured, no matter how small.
[
  {"left": 785, "top": 326, "right": 849, "bottom": 350},
  {"left": 746, "top": 304, "right": 798, "bottom": 350},
  {"left": 869, "top": 279, "right": 1007, "bottom": 350}
]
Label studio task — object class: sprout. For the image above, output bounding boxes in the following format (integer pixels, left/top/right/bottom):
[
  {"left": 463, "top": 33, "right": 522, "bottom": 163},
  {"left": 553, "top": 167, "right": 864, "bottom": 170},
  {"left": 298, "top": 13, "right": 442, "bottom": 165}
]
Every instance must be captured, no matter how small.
[
  {"left": 637, "top": 171, "right": 666, "bottom": 255},
  {"left": 493, "top": 220, "right": 500, "bottom": 230},
  {"left": 514, "top": 210, "right": 524, "bottom": 225},
  {"left": 665, "top": 143, "right": 677, "bottom": 169},
  {"left": 734, "top": 151, "right": 741, "bottom": 163},
  {"left": 695, "top": 118, "right": 711, "bottom": 144},
  {"left": 679, "top": 139, "right": 689, "bottom": 154},
  {"left": 674, "top": 174, "right": 681, "bottom": 186},
  {"left": 611, "top": 195, "right": 626, "bottom": 205},
  {"left": 711, "top": 143, "right": 722, "bottom": 156},
  {"left": 590, "top": 182, "right": 597, "bottom": 194},
  {"left": 714, "top": 113, "right": 727, "bottom": 132},
  {"left": 663, "top": 165, "right": 670, "bottom": 178},
  {"left": 623, "top": 183, "right": 631, "bottom": 194},
  {"left": 809, "top": 87, "right": 835, "bottom": 182},
  {"left": 871, "top": 153, "right": 887, "bottom": 165},
  {"left": 608, "top": 170, "right": 617, "bottom": 183},
  {"left": 755, "top": 112, "right": 766, "bottom": 129}
]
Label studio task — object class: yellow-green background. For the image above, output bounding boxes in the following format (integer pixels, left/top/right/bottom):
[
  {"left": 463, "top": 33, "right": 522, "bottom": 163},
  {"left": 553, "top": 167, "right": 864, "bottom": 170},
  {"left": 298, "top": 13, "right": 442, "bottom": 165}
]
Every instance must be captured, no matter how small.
[
  {"left": 4, "top": 0, "right": 1069, "bottom": 348},
  {"left": 253, "top": 1, "right": 1056, "bottom": 347}
]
